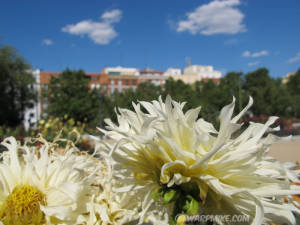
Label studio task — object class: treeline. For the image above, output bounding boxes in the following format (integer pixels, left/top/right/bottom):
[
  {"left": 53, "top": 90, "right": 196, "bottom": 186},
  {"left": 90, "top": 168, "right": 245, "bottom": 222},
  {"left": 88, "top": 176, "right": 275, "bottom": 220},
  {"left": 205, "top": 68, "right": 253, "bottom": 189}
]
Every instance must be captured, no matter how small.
[{"left": 96, "top": 68, "right": 300, "bottom": 127}]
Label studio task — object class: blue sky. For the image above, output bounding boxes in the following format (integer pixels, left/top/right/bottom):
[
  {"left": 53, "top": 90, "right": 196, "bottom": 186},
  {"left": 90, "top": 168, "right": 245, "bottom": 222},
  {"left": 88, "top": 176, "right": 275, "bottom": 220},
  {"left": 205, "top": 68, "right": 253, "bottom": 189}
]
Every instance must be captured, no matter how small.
[{"left": 1, "top": 0, "right": 300, "bottom": 77}]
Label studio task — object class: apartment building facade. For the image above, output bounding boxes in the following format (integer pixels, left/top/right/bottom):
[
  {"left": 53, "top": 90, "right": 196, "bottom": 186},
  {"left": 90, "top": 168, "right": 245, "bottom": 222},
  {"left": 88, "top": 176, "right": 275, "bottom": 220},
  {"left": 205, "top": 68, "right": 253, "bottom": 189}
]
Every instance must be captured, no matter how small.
[{"left": 24, "top": 65, "right": 221, "bottom": 129}]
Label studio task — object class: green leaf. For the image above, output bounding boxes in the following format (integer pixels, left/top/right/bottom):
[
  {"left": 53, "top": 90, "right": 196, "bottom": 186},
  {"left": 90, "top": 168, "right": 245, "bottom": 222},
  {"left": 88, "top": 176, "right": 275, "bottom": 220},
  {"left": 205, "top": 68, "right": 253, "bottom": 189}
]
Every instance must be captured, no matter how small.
[
  {"left": 183, "top": 195, "right": 199, "bottom": 216},
  {"left": 170, "top": 218, "right": 176, "bottom": 225},
  {"left": 163, "top": 189, "right": 178, "bottom": 204},
  {"left": 152, "top": 187, "right": 163, "bottom": 202}
]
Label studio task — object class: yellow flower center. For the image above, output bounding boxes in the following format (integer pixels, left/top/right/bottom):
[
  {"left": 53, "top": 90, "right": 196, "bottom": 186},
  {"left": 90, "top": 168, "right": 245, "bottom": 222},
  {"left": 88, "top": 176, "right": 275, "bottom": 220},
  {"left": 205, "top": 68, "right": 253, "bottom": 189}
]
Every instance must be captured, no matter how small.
[{"left": 0, "top": 185, "right": 46, "bottom": 225}]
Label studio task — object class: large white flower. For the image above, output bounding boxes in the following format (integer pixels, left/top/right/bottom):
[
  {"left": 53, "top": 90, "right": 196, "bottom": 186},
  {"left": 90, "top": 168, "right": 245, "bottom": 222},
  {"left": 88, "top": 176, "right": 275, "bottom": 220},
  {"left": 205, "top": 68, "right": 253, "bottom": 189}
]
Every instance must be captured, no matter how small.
[
  {"left": 101, "top": 96, "right": 300, "bottom": 225},
  {"left": 0, "top": 137, "right": 96, "bottom": 225}
]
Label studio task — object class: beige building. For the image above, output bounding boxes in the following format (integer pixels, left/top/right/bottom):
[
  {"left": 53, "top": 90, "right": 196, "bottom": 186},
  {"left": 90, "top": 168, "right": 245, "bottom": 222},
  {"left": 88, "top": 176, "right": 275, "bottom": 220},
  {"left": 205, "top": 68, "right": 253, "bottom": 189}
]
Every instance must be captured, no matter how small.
[
  {"left": 103, "top": 66, "right": 140, "bottom": 76},
  {"left": 168, "top": 65, "right": 221, "bottom": 84},
  {"left": 282, "top": 72, "right": 295, "bottom": 84},
  {"left": 184, "top": 65, "right": 221, "bottom": 78}
]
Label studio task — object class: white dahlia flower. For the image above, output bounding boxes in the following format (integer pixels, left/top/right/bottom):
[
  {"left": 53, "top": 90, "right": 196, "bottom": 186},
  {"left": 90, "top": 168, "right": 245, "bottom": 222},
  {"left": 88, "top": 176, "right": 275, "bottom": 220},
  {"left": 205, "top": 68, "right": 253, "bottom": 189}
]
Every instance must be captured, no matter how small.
[
  {"left": 76, "top": 143, "right": 139, "bottom": 225},
  {"left": 0, "top": 137, "right": 96, "bottom": 225},
  {"left": 101, "top": 96, "right": 300, "bottom": 225}
]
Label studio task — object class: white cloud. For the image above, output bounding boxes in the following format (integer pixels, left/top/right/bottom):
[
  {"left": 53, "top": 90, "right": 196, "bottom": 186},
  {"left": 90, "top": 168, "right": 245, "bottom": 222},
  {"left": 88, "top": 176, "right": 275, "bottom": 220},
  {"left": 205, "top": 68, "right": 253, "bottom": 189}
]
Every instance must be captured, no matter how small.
[
  {"left": 248, "top": 61, "right": 260, "bottom": 66},
  {"left": 242, "top": 50, "right": 268, "bottom": 58},
  {"left": 242, "top": 50, "right": 251, "bottom": 57},
  {"left": 287, "top": 52, "right": 300, "bottom": 63},
  {"left": 62, "top": 9, "right": 122, "bottom": 45},
  {"left": 177, "top": 0, "right": 246, "bottom": 35},
  {"left": 42, "top": 39, "right": 54, "bottom": 46},
  {"left": 101, "top": 9, "right": 122, "bottom": 23}
]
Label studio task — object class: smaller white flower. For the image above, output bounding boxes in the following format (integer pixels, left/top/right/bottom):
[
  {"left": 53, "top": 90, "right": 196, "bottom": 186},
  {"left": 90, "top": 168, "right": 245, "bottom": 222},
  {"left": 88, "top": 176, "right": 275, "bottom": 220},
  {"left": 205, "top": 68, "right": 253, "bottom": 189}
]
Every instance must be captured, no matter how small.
[{"left": 0, "top": 137, "right": 96, "bottom": 225}]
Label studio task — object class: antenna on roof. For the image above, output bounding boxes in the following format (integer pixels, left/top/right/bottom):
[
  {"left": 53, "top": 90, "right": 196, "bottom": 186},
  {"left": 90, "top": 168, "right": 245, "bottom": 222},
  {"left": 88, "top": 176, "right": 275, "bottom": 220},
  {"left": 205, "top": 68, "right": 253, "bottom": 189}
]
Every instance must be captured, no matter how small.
[{"left": 186, "top": 57, "right": 191, "bottom": 67}]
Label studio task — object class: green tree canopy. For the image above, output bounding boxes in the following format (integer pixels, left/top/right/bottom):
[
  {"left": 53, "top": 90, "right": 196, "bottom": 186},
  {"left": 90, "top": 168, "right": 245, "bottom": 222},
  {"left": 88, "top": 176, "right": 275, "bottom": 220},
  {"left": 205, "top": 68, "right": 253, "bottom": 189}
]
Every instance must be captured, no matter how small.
[
  {"left": 46, "top": 69, "right": 100, "bottom": 126},
  {"left": 243, "top": 68, "right": 276, "bottom": 115},
  {"left": 0, "top": 44, "right": 36, "bottom": 127},
  {"left": 286, "top": 69, "right": 300, "bottom": 95},
  {"left": 163, "top": 78, "right": 197, "bottom": 109},
  {"left": 286, "top": 69, "right": 300, "bottom": 117}
]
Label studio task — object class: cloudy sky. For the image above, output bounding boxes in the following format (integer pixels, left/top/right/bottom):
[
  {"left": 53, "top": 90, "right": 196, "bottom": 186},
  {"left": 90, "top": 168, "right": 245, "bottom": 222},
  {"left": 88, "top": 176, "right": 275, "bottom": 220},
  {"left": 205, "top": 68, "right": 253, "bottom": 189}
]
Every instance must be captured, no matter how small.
[{"left": 1, "top": 0, "right": 299, "bottom": 77}]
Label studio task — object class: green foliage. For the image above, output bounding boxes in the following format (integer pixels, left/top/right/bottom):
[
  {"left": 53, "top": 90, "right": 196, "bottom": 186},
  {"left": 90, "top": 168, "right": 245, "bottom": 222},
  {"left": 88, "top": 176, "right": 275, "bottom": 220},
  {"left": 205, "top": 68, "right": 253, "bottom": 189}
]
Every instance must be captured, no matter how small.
[
  {"left": 136, "top": 81, "right": 161, "bottom": 101},
  {"left": 287, "top": 69, "right": 300, "bottom": 95},
  {"left": 163, "top": 78, "right": 196, "bottom": 108},
  {"left": 36, "top": 117, "right": 93, "bottom": 151},
  {"left": 37, "top": 117, "right": 86, "bottom": 142},
  {"left": 151, "top": 182, "right": 201, "bottom": 223},
  {"left": 286, "top": 69, "right": 300, "bottom": 117},
  {"left": 183, "top": 195, "right": 199, "bottom": 216},
  {"left": 46, "top": 69, "right": 100, "bottom": 126},
  {"left": 0, "top": 44, "right": 36, "bottom": 127},
  {"left": 243, "top": 68, "right": 275, "bottom": 115},
  {"left": 0, "top": 126, "right": 27, "bottom": 141},
  {"left": 98, "top": 68, "right": 300, "bottom": 127},
  {"left": 0, "top": 116, "right": 94, "bottom": 152},
  {"left": 243, "top": 68, "right": 297, "bottom": 117}
]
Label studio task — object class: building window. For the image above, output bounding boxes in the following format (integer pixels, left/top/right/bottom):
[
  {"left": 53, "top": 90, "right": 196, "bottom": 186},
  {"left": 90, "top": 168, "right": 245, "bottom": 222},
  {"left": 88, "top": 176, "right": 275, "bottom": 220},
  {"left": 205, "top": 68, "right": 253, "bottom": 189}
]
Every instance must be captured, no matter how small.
[
  {"left": 132, "top": 80, "right": 136, "bottom": 85},
  {"left": 126, "top": 80, "right": 129, "bottom": 85},
  {"left": 118, "top": 80, "right": 122, "bottom": 85},
  {"left": 111, "top": 80, "right": 114, "bottom": 85}
]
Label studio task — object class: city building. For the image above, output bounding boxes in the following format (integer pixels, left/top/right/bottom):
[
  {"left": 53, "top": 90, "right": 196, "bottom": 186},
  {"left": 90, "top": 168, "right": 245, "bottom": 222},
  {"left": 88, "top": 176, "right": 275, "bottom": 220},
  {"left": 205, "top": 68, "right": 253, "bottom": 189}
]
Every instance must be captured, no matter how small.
[
  {"left": 104, "top": 66, "right": 139, "bottom": 76},
  {"left": 23, "top": 69, "right": 42, "bottom": 130},
  {"left": 138, "top": 67, "right": 167, "bottom": 86},
  {"left": 24, "top": 64, "right": 221, "bottom": 129},
  {"left": 282, "top": 72, "right": 296, "bottom": 84},
  {"left": 104, "top": 67, "right": 167, "bottom": 94},
  {"left": 107, "top": 74, "right": 138, "bottom": 94},
  {"left": 169, "top": 65, "right": 221, "bottom": 84},
  {"left": 164, "top": 68, "right": 182, "bottom": 76},
  {"left": 183, "top": 65, "right": 221, "bottom": 78}
]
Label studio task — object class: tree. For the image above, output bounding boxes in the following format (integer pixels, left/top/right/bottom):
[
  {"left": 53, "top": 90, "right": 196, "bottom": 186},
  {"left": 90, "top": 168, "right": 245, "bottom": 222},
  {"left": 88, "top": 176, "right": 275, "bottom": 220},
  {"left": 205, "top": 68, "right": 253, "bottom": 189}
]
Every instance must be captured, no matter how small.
[
  {"left": 194, "top": 80, "right": 224, "bottom": 125},
  {"left": 0, "top": 44, "right": 36, "bottom": 127},
  {"left": 286, "top": 69, "right": 300, "bottom": 95},
  {"left": 243, "top": 68, "right": 276, "bottom": 115},
  {"left": 104, "top": 81, "right": 163, "bottom": 123},
  {"left": 286, "top": 69, "right": 300, "bottom": 117},
  {"left": 163, "top": 78, "right": 197, "bottom": 109},
  {"left": 219, "top": 72, "right": 245, "bottom": 113},
  {"left": 46, "top": 69, "right": 99, "bottom": 126},
  {"left": 135, "top": 81, "right": 162, "bottom": 101}
]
